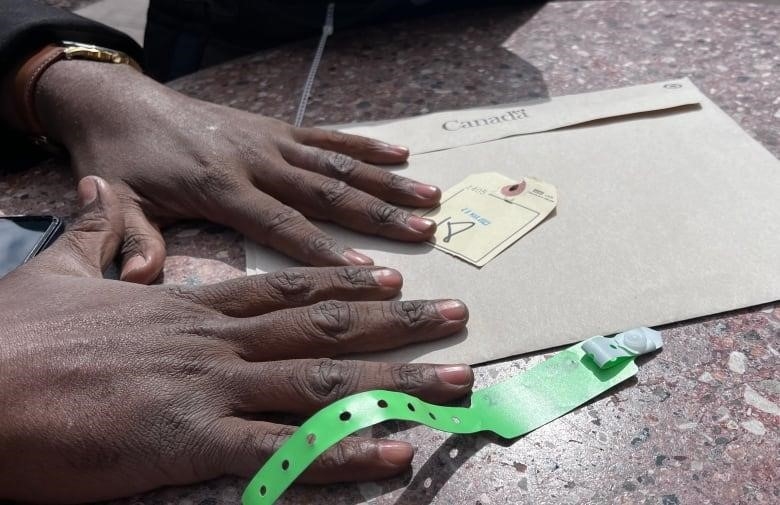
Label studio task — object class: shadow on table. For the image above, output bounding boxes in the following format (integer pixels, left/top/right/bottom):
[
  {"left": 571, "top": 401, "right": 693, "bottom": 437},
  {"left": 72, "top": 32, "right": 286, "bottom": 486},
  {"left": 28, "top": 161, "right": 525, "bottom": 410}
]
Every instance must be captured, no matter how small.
[
  {"left": 176, "top": 1, "right": 552, "bottom": 122},
  {"left": 313, "top": 1, "right": 551, "bottom": 126},
  {"left": 391, "top": 433, "right": 492, "bottom": 505},
  {"left": 380, "top": 365, "right": 644, "bottom": 504}
]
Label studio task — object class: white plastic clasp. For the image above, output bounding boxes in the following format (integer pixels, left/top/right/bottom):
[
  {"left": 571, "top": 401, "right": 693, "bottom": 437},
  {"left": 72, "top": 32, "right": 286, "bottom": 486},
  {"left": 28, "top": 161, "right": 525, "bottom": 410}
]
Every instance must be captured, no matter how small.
[{"left": 582, "top": 327, "right": 663, "bottom": 369}]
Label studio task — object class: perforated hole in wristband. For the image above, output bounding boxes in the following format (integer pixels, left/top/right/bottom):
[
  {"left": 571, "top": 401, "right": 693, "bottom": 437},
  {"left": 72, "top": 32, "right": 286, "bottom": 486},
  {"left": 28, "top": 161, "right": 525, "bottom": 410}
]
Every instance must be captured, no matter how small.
[{"left": 241, "top": 330, "right": 662, "bottom": 504}]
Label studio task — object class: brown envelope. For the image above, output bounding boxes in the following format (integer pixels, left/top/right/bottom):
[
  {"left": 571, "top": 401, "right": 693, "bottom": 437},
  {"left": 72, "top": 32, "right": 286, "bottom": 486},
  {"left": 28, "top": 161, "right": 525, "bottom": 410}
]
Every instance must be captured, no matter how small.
[{"left": 246, "top": 79, "right": 780, "bottom": 365}]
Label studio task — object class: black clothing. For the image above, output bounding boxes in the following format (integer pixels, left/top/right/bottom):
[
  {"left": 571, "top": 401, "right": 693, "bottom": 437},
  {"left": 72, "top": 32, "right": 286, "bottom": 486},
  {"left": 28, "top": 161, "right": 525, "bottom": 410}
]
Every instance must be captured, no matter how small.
[
  {"left": 0, "top": 0, "right": 140, "bottom": 170},
  {"left": 0, "top": 0, "right": 531, "bottom": 168},
  {"left": 0, "top": 0, "right": 141, "bottom": 80},
  {"left": 146, "top": 0, "right": 524, "bottom": 80}
]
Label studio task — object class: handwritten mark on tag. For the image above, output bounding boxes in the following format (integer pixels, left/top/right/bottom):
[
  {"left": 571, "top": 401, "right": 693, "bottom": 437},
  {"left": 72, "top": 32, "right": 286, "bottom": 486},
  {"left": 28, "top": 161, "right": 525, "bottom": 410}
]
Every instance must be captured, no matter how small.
[
  {"left": 441, "top": 219, "right": 476, "bottom": 243},
  {"left": 416, "top": 172, "right": 557, "bottom": 267}
]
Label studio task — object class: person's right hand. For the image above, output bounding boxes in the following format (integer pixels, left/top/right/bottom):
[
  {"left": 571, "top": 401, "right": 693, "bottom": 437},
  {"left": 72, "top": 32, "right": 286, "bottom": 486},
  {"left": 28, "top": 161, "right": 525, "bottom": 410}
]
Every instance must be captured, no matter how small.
[
  {"left": 0, "top": 177, "right": 472, "bottom": 504},
  {"left": 35, "top": 60, "right": 442, "bottom": 284}
]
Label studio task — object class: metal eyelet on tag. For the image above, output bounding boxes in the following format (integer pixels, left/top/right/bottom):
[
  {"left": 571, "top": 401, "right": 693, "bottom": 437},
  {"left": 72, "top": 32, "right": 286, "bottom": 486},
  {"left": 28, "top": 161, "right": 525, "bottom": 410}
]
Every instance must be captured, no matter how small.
[{"left": 500, "top": 179, "right": 526, "bottom": 197}]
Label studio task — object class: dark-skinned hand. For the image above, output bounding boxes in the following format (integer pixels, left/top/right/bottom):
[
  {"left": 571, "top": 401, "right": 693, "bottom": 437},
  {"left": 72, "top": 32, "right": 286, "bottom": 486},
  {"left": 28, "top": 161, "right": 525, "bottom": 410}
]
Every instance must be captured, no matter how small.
[
  {"left": 34, "top": 60, "right": 440, "bottom": 284},
  {"left": 0, "top": 177, "right": 471, "bottom": 504}
]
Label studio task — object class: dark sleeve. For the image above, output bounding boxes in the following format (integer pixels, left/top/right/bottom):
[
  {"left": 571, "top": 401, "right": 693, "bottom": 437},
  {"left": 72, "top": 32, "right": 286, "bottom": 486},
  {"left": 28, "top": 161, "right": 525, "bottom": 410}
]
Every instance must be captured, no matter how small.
[
  {"left": 0, "top": 0, "right": 143, "bottom": 172},
  {"left": 0, "top": 0, "right": 142, "bottom": 77}
]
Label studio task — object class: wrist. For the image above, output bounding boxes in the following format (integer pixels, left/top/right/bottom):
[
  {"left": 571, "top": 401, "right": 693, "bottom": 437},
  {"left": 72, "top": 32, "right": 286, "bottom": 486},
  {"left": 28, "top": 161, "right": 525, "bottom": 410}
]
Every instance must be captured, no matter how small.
[
  {"left": 3, "top": 42, "right": 142, "bottom": 144},
  {"left": 35, "top": 59, "right": 148, "bottom": 146}
]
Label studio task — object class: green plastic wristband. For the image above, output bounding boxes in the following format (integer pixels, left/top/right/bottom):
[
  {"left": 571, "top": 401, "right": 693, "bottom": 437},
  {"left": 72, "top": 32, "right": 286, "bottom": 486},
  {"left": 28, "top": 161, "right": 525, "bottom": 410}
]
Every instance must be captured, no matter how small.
[{"left": 241, "top": 330, "right": 662, "bottom": 505}]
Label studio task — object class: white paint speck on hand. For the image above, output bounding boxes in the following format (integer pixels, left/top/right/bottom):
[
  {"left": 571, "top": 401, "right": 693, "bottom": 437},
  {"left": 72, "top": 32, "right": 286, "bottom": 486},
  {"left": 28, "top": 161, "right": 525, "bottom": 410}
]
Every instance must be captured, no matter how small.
[{"left": 727, "top": 351, "right": 747, "bottom": 374}]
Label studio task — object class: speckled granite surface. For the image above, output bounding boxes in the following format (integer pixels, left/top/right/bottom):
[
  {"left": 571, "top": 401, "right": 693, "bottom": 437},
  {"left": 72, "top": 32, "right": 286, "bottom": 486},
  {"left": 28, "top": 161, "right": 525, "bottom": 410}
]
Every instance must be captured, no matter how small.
[{"left": 2, "top": 1, "right": 778, "bottom": 504}]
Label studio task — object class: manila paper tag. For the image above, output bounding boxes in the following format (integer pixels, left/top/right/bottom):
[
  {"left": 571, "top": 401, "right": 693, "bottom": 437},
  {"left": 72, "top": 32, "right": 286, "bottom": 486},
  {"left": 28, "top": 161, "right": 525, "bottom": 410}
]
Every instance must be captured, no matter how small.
[{"left": 415, "top": 172, "right": 557, "bottom": 267}]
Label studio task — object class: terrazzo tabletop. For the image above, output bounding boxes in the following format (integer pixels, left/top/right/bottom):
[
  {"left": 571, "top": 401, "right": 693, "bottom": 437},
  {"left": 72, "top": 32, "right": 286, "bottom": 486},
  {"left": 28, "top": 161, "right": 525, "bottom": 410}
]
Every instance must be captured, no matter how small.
[{"left": 2, "top": 1, "right": 778, "bottom": 504}]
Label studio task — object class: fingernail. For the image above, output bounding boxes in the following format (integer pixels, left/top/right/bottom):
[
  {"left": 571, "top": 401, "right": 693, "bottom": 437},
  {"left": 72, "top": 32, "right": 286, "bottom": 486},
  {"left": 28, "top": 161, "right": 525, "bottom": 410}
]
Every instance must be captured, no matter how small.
[
  {"left": 435, "top": 365, "right": 473, "bottom": 386},
  {"left": 434, "top": 299, "right": 468, "bottom": 320},
  {"left": 343, "top": 248, "right": 374, "bottom": 266},
  {"left": 77, "top": 177, "right": 99, "bottom": 207},
  {"left": 413, "top": 183, "right": 440, "bottom": 200},
  {"left": 122, "top": 255, "right": 147, "bottom": 276},
  {"left": 407, "top": 216, "right": 436, "bottom": 234},
  {"left": 378, "top": 441, "right": 414, "bottom": 467},
  {"left": 382, "top": 144, "right": 409, "bottom": 157},
  {"left": 372, "top": 268, "right": 402, "bottom": 289}
]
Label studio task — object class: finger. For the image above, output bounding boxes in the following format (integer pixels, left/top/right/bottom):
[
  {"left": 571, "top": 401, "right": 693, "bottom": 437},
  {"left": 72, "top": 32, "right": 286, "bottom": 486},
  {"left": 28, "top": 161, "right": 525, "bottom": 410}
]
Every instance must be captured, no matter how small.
[
  {"left": 280, "top": 143, "right": 440, "bottom": 207},
  {"left": 27, "top": 176, "right": 123, "bottom": 278},
  {"left": 184, "top": 266, "right": 403, "bottom": 317},
  {"left": 116, "top": 190, "right": 166, "bottom": 284},
  {"left": 292, "top": 127, "right": 410, "bottom": 165},
  {"left": 232, "top": 359, "right": 473, "bottom": 414},
  {"left": 216, "top": 182, "right": 374, "bottom": 266},
  {"left": 220, "top": 299, "right": 468, "bottom": 361},
  {"left": 214, "top": 419, "right": 414, "bottom": 484},
  {"left": 260, "top": 164, "right": 437, "bottom": 241}
]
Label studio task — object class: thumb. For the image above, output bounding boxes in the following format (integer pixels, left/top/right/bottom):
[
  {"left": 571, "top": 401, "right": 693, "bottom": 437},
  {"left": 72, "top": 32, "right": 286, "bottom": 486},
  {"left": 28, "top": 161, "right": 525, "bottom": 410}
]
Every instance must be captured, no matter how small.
[
  {"left": 118, "top": 200, "right": 166, "bottom": 284},
  {"left": 31, "top": 176, "right": 124, "bottom": 277}
]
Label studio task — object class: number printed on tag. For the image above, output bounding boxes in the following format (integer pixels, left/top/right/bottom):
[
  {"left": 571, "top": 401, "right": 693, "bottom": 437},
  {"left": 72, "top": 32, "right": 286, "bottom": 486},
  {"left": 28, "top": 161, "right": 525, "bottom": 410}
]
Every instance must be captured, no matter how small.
[{"left": 417, "top": 172, "right": 557, "bottom": 267}]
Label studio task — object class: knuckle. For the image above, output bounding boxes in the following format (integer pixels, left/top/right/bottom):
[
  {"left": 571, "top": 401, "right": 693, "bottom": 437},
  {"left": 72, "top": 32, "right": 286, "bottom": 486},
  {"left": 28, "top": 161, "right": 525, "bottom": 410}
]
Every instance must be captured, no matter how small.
[
  {"left": 260, "top": 206, "right": 304, "bottom": 238},
  {"left": 308, "top": 300, "right": 355, "bottom": 341},
  {"left": 336, "top": 266, "right": 375, "bottom": 288},
  {"left": 367, "top": 201, "right": 404, "bottom": 226},
  {"left": 391, "top": 300, "right": 431, "bottom": 326},
  {"left": 119, "top": 226, "right": 155, "bottom": 257},
  {"left": 264, "top": 269, "right": 314, "bottom": 303},
  {"left": 142, "top": 405, "right": 193, "bottom": 467},
  {"left": 191, "top": 156, "right": 242, "bottom": 195},
  {"left": 166, "top": 285, "right": 204, "bottom": 306},
  {"left": 139, "top": 383, "right": 231, "bottom": 474},
  {"left": 391, "top": 363, "right": 432, "bottom": 392},
  {"left": 280, "top": 168, "right": 306, "bottom": 189},
  {"left": 317, "top": 441, "right": 356, "bottom": 470},
  {"left": 322, "top": 152, "right": 359, "bottom": 178},
  {"left": 164, "top": 287, "right": 226, "bottom": 325},
  {"left": 317, "top": 179, "right": 353, "bottom": 207},
  {"left": 193, "top": 426, "right": 240, "bottom": 476},
  {"left": 256, "top": 426, "right": 292, "bottom": 459},
  {"left": 303, "top": 232, "right": 338, "bottom": 256},
  {"left": 293, "top": 358, "right": 360, "bottom": 404},
  {"left": 379, "top": 171, "right": 413, "bottom": 193},
  {"left": 173, "top": 344, "right": 236, "bottom": 381},
  {"left": 119, "top": 232, "right": 141, "bottom": 257}
]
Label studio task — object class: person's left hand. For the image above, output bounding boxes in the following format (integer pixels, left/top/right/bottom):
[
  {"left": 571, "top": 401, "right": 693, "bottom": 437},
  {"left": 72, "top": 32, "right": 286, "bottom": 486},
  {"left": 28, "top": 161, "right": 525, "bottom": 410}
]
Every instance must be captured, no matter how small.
[
  {"left": 35, "top": 60, "right": 441, "bottom": 283},
  {"left": 0, "top": 176, "right": 471, "bottom": 504}
]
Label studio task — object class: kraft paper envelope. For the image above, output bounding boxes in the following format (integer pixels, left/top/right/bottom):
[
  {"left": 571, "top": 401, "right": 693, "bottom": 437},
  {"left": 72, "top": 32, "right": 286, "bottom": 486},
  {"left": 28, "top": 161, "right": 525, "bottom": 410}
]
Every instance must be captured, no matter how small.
[{"left": 246, "top": 78, "right": 780, "bottom": 365}]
